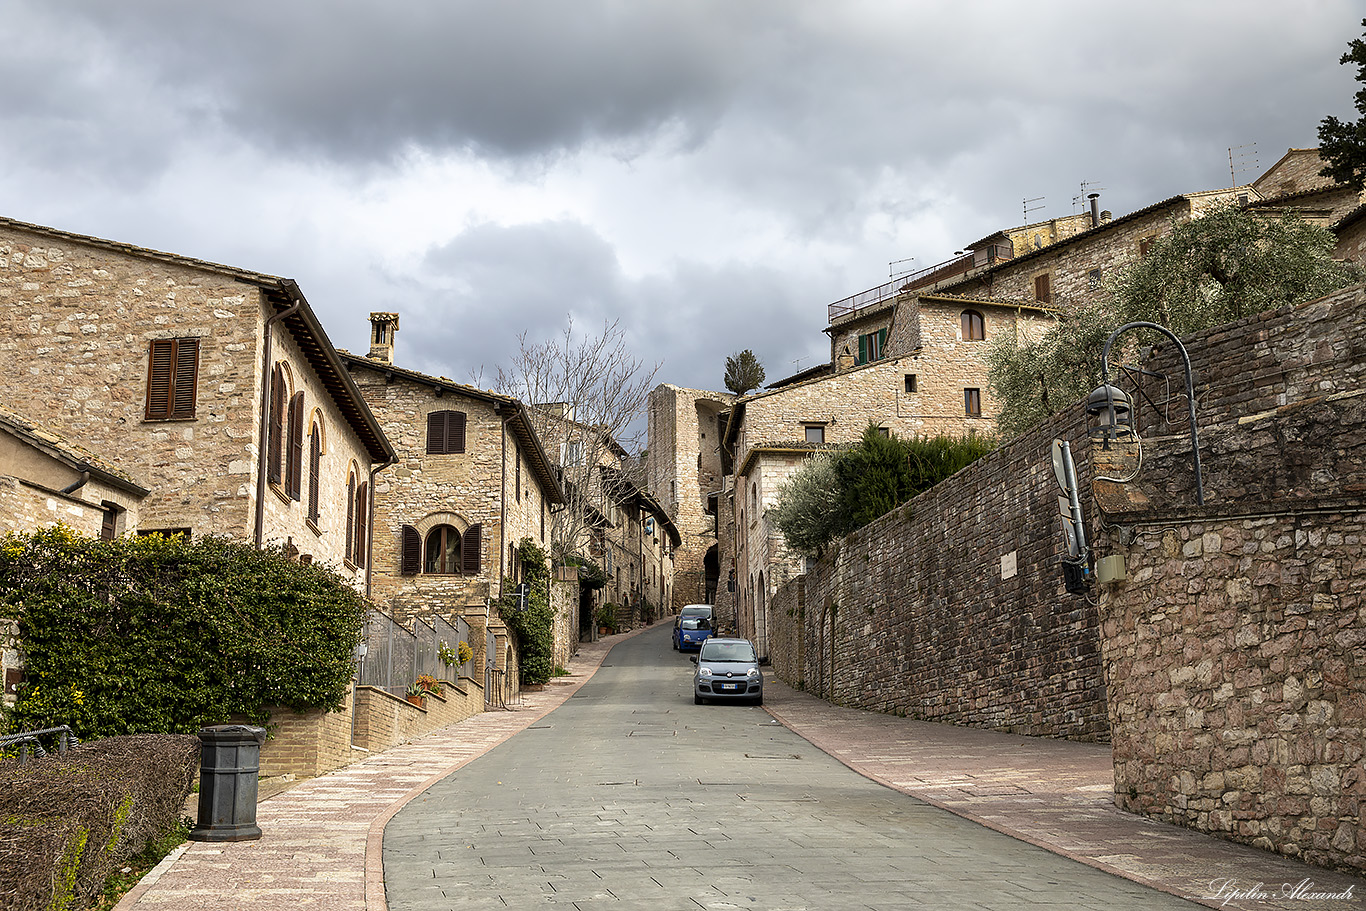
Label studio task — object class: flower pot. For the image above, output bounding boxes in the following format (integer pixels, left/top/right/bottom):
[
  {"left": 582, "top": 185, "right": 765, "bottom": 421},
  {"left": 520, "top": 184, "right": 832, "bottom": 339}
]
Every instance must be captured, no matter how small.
[
  {"left": 599, "top": 626, "right": 610, "bottom": 635},
  {"left": 406, "top": 694, "right": 425, "bottom": 708}
]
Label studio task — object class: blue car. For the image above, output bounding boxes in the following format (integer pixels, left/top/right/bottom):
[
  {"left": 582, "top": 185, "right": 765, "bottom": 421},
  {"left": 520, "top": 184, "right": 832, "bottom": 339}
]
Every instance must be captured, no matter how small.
[{"left": 672, "top": 604, "right": 714, "bottom": 651}]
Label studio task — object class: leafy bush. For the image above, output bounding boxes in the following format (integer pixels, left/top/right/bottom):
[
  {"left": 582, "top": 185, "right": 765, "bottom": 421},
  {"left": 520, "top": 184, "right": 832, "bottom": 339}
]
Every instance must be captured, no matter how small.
[
  {"left": 496, "top": 538, "right": 555, "bottom": 685},
  {"left": 0, "top": 733, "right": 198, "bottom": 911},
  {"left": 0, "top": 527, "right": 367, "bottom": 738},
  {"left": 772, "top": 425, "right": 996, "bottom": 555}
]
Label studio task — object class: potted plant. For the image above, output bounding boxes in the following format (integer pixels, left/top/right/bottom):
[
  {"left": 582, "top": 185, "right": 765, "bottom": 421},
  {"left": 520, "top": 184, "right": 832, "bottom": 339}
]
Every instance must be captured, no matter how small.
[
  {"left": 415, "top": 674, "right": 443, "bottom": 697},
  {"left": 404, "top": 682, "right": 425, "bottom": 708},
  {"left": 596, "top": 603, "right": 618, "bottom": 635}
]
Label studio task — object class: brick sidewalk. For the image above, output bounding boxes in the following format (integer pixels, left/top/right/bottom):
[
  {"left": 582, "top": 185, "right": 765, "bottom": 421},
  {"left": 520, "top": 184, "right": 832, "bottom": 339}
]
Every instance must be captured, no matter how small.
[
  {"left": 115, "top": 630, "right": 640, "bottom": 911},
  {"left": 763, "top": 681, "right": 1364, "bottom": 910},
  {"left": 118, "top": 627, "right": 1364, "bottom": 910}
]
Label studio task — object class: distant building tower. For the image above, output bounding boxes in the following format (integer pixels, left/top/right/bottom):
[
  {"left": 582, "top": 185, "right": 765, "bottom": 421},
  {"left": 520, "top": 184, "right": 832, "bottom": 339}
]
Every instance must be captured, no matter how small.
[{"left": 368, "top": 312, "right": 399, "bottom": 364}]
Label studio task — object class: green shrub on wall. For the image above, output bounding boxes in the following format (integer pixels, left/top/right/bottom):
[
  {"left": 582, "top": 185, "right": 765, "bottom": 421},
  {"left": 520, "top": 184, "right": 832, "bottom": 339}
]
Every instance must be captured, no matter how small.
[
  {"left": 496, "top": 537, "right": 555, "bottom": 685},
  {"left": 0, "top": 527, "right": 367, "bottom": 739}
]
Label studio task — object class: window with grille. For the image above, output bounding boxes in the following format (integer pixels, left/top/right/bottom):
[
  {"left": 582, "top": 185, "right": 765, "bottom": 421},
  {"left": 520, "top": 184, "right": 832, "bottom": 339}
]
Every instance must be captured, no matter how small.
[{"left": 145, "top": 338, "right": 199, "bottom": 420}]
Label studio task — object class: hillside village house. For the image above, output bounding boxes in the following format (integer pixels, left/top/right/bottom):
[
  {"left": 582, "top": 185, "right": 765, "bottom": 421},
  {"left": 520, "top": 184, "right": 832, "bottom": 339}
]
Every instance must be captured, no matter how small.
[
  {"left": 339, "top": 313, "right": 575, "bottom": 667},
  {"left": 0, "top": 216, "right": 394, "bottom": 589}
]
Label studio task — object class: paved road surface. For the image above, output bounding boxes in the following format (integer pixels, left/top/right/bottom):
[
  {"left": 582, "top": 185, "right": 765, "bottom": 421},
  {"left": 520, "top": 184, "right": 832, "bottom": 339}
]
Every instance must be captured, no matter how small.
[{"left": 384, "top": 624, "right": 1199, "bottom": 910}]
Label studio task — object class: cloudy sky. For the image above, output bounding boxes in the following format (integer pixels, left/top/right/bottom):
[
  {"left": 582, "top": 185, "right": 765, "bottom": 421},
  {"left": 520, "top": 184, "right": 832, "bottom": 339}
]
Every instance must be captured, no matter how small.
[{"left": 3, "top": 2, "right": 1360, "bottom": 397}]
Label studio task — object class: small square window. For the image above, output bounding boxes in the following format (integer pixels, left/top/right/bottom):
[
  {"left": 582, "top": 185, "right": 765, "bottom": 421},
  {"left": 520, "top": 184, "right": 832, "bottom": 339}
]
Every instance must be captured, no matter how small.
[
  {"left": 1088, "top": 268, "right": 1102, "bottom": 291},
  {"left": 804, "top": 424, "right": 825, "bottom": 444},
  {"left": 876, "top": 426, "right": 890, "bottom": 438},
  {"left": 904, "top": 374, "right": 917, "bottom": 394},
  {"left": 964, "top": 388, "right": 982, "bottom": 417}
]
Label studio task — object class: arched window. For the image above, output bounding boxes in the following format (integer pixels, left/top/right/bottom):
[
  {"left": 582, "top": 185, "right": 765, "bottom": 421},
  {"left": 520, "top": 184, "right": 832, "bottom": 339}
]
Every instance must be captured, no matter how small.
[
  {"left": 268, "top": 364, "right": 288, "bottom": 484},
  {"left": 961, "top": 310, "right": 985, "bottom": 341},
  {"left": 424, "top": 526, "right": 462, "bottom": 574},
  {"left": 401, "top": 522, "right": 482, "bottom": 575},
  {"left": 286, "top": 391, "right": 305, "bottom": 500},
  {"left": 307, "top": 419, "right": 323, "bottom": 523}
]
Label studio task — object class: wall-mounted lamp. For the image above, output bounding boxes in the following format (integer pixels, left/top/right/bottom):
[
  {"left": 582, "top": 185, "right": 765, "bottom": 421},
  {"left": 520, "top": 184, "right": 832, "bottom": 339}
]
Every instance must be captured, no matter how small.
[
  {"left": 1093, "top": 321, "right": 1204, "bottom": 505},
  {"left": 1085, "top": 384, "right": 1133, "bottom": 445}
]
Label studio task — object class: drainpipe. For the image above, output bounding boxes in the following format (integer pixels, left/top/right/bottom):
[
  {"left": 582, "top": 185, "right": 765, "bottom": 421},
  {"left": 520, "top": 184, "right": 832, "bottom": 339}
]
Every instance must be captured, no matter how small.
[
  {"left": 364, "top": 458, "right": 396, "bottom": 599},
  {"left": 254, "top": 289, "right": 303, "bottom": 547},
  {"left": 60, "top": 469, "right": 91, "bottom": 496},
  {"left": 496, "top": 408, "right": 513, "bottom": 602}
]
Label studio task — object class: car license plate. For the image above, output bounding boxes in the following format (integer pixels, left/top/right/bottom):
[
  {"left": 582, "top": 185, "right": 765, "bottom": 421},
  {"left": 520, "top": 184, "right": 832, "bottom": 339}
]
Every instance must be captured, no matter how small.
[{"left": 721, "top": 683, "right": 738, "bottom": 691}]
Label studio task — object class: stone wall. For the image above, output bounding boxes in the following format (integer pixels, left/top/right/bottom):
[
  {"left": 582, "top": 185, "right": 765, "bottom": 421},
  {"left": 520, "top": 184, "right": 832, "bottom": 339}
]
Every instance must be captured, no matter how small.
[
  {"left": 0, "top": 476, "right": 111, "bottom": 538},
  {"left": 1093, "top": 284, "right": 1366, "bottom": 873},
  {"left": 766, "top": 403, "right": 1109, "bottom": 740}
]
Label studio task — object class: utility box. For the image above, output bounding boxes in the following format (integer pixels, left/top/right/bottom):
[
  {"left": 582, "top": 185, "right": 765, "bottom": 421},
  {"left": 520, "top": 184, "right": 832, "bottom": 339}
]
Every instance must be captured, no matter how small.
[
  {"left": 1096, "top": 554, "right": 1127, "bottom": 584},
  {"left": 190, "top": 724, "right": 267, "bottom": 842}
]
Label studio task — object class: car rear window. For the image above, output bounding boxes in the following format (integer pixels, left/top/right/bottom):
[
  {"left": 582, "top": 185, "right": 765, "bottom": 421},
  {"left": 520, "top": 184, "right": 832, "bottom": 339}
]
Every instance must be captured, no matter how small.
[{"left": 700, "top": 641, "right": 755, "bottom": 662}]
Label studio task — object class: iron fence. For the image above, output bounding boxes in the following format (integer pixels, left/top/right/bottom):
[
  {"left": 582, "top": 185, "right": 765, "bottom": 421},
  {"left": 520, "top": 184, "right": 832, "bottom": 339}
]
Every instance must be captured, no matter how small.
[
  {"left": 0, "top": 725, "right": 80, "bottom": 765},
  {"left": 356, "top": 609, "right": 473, "bottom": 695}
]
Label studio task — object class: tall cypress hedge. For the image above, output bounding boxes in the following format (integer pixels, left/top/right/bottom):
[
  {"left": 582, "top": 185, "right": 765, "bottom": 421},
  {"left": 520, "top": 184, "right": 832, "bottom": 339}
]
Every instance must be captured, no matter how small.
[{"left": 0, "top": 527, "right": 366, "bottom": 739}]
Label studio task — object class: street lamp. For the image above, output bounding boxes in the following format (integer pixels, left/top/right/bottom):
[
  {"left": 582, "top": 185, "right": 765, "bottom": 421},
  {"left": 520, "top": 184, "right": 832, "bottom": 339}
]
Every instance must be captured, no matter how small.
[{"left": 1092, "top": 322, "right": 1204, "bottom": 505}]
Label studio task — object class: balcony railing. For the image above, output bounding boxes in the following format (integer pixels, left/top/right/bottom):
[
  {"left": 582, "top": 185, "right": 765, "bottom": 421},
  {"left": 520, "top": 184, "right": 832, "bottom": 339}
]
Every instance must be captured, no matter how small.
[{"left": 827, "top": 243, "right": 1013, "bottom": 323}]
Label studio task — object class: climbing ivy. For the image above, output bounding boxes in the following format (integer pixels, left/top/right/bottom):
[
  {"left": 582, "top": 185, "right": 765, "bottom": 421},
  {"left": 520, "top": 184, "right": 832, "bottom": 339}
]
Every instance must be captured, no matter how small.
[
  {"left": 0, "top": 527, "right": 367, "bottom": 738},
  {"left": 496, "top": 537, "right": 556, "bottom": 685}
]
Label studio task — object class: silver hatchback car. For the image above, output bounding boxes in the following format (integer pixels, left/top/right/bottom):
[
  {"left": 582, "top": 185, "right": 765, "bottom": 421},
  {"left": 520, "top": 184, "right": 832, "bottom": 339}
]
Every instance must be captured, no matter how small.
[{"left": 691, "top": 637, "right": 763, "bottom": 705}]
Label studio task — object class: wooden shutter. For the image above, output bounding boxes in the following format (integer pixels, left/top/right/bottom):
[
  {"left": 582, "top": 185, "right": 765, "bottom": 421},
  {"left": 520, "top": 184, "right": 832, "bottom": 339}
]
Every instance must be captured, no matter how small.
[
  {"left": 355, "top": 482, "right": 368, "bottom": 568},
  {"left": 876, "top": 328, "right": 887, "bottom": 359},
  {"left": 461, "top": 523, "right": 481, "bottom": 574},
  {"left": 400, "top": 525, "right": 422, "bottom": 574},
  {"left": 857, "top": 333, "right": 868, "bottom": 364},
  {"left": 171, "top": 340, "right": 199, "bottom": 418},
  {"left": 345, "top": 473, "right": 355, "bottom": 563},
  {"left": 307, "top": 426, "right": 321, "bottom": 522},
  {"left": 1034, "top": 274, "right": 1051, "bottom": 304},
  {"left": 286, "top": 393, "right": 304, "bottom": 500},
  {"left": 268, "top": 366, "right": 285, "bottom": 484},
  {"left": 426, "top": 410, "right": 446, "bottom": 454},
  {"left": 145, "top": 338, "right": 199, "bottom": 419},
  {"left": 427, "top": 410, "right": 468, "bottom": 454}
]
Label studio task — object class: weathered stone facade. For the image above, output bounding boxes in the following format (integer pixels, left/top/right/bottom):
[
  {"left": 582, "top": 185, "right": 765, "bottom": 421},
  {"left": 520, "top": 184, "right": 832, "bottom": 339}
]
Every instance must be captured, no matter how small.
[
  {"left": 645, "top": 384, "right": 731, "bottom": 611},
  {"left": 0, "top": 217, "right": 392, "bottom": 585}
]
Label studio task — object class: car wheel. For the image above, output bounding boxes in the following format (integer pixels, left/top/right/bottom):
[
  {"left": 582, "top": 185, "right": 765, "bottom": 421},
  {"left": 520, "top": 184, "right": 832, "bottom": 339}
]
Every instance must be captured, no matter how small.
[
  {"left": 754, "top": 694, "right": 764, "bottom": 706},
  {"left": 694, "top": 694, "right": 704, "bottom": 705}
]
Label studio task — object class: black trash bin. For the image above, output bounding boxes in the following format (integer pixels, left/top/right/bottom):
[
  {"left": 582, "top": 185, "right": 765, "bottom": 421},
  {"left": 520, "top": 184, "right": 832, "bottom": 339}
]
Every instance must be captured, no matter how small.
[{"left": 189, "top": 724, "right": 266, "bottom": 842}]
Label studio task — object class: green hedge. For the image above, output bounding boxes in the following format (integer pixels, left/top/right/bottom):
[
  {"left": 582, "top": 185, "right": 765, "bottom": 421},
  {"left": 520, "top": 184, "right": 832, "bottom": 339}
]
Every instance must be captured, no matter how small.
[
  {"left": 497, "top": 538, "right": 554, "bottom": 685},
  {"left": 0, "top": 527, "right": 367, "bottom": 738}
]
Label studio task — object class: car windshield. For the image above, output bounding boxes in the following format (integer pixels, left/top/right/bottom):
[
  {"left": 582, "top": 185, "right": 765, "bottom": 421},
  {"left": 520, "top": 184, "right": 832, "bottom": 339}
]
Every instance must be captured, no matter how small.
[
  {"left": 681, "top": 618, "right": 710, "bottom": 630},
  {"left": 699, "top": 641, "right": 755, "bottom": 662},
  {"left": 682, "top": 608, "right": 710, "bottom": 618}
]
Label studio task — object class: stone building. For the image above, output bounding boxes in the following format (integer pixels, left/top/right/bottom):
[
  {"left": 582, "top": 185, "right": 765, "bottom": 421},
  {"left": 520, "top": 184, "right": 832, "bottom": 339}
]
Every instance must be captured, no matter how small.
[
  {"left": 0, "top": 406, "right": 148, "bottom": 539},
  {"left": 339, "top": 314, "right": 571, "bottom": 666},
  {"left": 0, "top": 216, "right": 394, "bottom": 589},
  {"left": 645, "top": 384, "right": 733, "bottom": 612}
]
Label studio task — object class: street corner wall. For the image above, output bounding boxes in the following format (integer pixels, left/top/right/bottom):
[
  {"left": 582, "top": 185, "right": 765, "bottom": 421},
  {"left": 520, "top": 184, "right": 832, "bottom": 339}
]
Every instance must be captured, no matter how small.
[
  {"left": 1100, "top": 511, "right": 1365, "bottom": 873},
  {"left": 1093, "top": 285, "right": 1366, "bottom": 873},
  {"left": 767, "top": 406, "right": 1110, "bottom": 741}
]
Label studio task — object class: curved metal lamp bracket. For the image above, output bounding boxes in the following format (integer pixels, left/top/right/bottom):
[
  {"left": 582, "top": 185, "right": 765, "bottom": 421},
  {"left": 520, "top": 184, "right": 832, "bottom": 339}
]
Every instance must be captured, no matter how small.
[{"left": 1100, "top": 322, "right": 1205, "bottom": 506}]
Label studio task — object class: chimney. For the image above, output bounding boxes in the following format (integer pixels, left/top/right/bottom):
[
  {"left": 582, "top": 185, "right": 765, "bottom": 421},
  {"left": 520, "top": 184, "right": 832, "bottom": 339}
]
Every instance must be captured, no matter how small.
[
  {"left": 368, "top": 312, "right": 399, "bottom": 364},
  {"left": 1088, "top": 193, "right": 1101, "bottom": 228}
]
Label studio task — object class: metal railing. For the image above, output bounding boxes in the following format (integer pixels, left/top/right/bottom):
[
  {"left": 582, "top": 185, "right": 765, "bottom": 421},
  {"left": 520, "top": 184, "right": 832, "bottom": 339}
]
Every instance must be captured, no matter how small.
[
  {"left": 826, "top": 243, "right": 1014, "bottom": 323},
  {"left": 356, "top": 609, "right": 473, "bottom": 696},
  {"left": 0, "top": 725, "right": 81, "bottom": 765}
]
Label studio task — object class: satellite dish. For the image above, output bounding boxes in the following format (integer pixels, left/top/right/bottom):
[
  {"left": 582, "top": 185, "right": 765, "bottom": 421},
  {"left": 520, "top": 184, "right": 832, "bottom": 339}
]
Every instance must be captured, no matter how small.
[{"left": 1051, "top": 439, "right": 1070, "bottom": 493}]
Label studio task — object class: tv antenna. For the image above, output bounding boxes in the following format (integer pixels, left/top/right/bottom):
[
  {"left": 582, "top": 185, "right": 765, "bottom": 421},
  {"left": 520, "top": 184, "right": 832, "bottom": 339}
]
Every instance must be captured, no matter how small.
[
  {"left": 1072, "top": 180, "right": 1105, "bottom": 211},
  {"left": 1023, "top": 196, "right": 1046, "bottom": 220},
  {"left": 889, "top": 257, "right": 916, "bottom": 279},
  {"left": 1228, "top": 143, "right": 1258, "bottom": 188}
]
